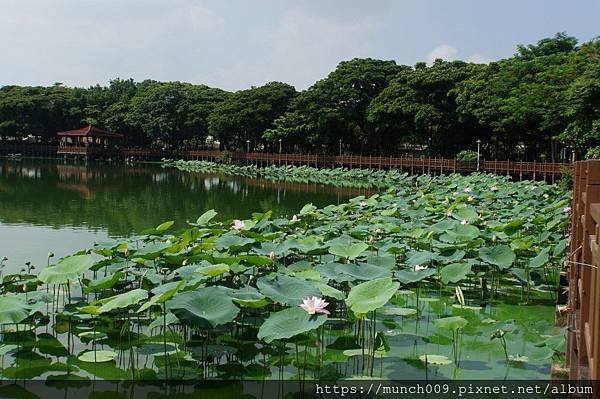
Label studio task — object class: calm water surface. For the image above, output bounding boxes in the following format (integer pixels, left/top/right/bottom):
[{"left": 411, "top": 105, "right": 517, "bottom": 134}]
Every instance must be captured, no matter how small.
[{"left": 0, "top": 159, "right": 370, "bottom": 273}]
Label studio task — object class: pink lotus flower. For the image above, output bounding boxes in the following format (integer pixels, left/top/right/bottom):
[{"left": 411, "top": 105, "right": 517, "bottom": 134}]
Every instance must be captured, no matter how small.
[
  {"left": 464, "top": 187, "right": 472, "bottom": 193},
  {"left": 299, "top": 296, "right": 330, "bottom": 315},
  {"left": 563, "top": 206, "right": 572, "bottom": 213},
  {"left": 359, "top": 201, "right": 367, "bottom": 207},
  {"left": 233, "top": 219, "right": 245, "bottom": 230}
]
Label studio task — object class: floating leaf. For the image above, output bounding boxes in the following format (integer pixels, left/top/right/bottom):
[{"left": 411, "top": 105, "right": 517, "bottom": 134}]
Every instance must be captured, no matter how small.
[
  {"left": 78, "top": 350, "right": 117, "bottom": 363},
  {"left": 257, "top": 275, "right": 321, "bottom": 305},
  {"left": 529, "top": 247, "right": 551, "bottom": 269},
  {"left": 383, "top": 307, "right": 417, "bottom": 316},
  {"left": 440, "top": 263, "right": 472, "bottom": 284},
  {"left": 419, "top": 354, "right": 452, "bottom": 365},
  {"left": 0, "top": 296, "right": 28, "bottom": 324},
  {"left": 169, "top": 288, "right": 240, "bottom": 329},
  {"left": 395, "top": 268, "right": 436, "bottom": 284},
  {"left": 155, "top": 220, "right": 174, "bottom": 232},
  {"left": 196, "top": 209, "right": 218, "bottom": 225},
  {"left": 433, "top": 316, "right": 468, "bottom": 330},
  {"left": 84, "top": 271, "right": 123, "bottom": 293},
  {"left": 97, "top": 289, "right": 148, "bottom": 314},
  {"left": 196, "top": 263, "right": 230, "bottom": 277},
  {"left": 257, "top": 307, "right": 327, "bottom": 343},
  {"left": 328, "top": 242, "right": 369, "bottom": 260},
  {"left": 479, "top": 245, "right": 515, "bottom": 269},
  {"left": 38, "top": 254, "right": 95, "bottom": 284},
  {"left": 346, "top": 277, "right": 399, "bottom": 316}
]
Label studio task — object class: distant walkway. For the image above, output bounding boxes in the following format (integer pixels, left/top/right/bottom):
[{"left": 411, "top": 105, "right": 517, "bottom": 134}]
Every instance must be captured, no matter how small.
[{"left": 0, "top": 143, "right": 571, "bottom": 181}]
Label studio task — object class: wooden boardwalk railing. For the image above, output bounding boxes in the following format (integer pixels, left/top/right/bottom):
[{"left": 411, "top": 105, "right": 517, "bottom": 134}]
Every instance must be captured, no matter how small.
[
  {"left": 567, "top": 160, "right": 600, "bottom": 380},
  {"left": 0, "top": 143, "right": 571, "bottom": 180}
]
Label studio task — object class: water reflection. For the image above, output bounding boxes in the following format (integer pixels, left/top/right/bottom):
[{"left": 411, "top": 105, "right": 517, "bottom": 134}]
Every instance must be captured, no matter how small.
[{"left": 0, "top": 159, "right": 371, "bottom": 271}]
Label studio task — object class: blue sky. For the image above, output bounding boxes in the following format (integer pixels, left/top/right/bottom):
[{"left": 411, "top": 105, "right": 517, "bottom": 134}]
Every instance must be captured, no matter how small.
[{"left": 1, "top": 0, "right": 598, "bottom": 90}]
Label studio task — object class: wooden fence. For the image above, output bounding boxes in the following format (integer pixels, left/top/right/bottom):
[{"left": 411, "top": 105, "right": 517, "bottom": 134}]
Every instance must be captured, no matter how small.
[
  {"left": 567, "top": 161, "right": 600, "bottom": 380},
  {"left": 0, "top": 143, "right": 571, "bottom": 180}
]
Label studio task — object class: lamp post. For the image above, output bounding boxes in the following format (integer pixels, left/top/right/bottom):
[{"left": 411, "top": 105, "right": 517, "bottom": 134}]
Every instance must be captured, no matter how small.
[
  {"left": 339, "top": 139, "right": 342, "bottom": 157},
  {"left": 278, "top": 138, "right": 282, "bottom": 154},
  {"left": 246, "top": 139, "right": 250, "bottom": 153},
  {"left": 476, "top": 139, "right": 482, "bottom": 171},
  {"left": 428, "top": 137, "right": 432, "bottom": 157}
]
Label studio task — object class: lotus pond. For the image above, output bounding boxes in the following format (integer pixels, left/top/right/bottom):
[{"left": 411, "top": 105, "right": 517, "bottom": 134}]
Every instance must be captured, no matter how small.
[
  {"left": 0, "top": 159, "right": 370, "bottom": 272},
  {"left": 0, "top": 161, "right": 570, "bottom": 382}
]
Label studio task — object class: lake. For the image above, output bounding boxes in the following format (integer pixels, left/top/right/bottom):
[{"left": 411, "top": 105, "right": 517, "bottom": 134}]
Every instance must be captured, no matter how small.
[
  {"left": 0, "top": 158, "right": 561, "bottom": 385},
  {"left": 0, "top": 159, "right": 370, "bottom": 274}
]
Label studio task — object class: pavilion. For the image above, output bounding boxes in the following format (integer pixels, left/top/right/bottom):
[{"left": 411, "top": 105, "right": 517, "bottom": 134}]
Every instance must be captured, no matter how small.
[{"left": 57, "top": 125, "right": 122, "bottom": 157}]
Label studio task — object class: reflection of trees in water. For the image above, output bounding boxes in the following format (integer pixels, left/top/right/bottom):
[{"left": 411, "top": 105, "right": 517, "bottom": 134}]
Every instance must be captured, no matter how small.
[{"left": 0, "top": 161, "right": 366, "bottom": 237}]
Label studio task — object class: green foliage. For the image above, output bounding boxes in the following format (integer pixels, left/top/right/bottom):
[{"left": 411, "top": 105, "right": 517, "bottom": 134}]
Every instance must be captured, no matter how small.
[
  {"left": 257, "top": 306, "right": 327, "bottom": 343},
  {"left": 456, "top": 150, "right": 478, "bottom": 161},
  {"left": 207, "top": 82, "right": 297, "bottom": 151},
  {"left": 0, "top": 166, "right": 571, "bottom": 380},
  {"left": 585, "top": 146, "right": 600, "bottom": 159},
  {"left": 0, "top": 33, "right": 597, "bottom": 159},
  {"left": 558, "top": 166, "right": 574, "bottom": 191}
]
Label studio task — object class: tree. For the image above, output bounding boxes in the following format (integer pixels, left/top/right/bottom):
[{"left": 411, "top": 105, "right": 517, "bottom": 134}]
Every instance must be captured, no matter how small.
[
  {"left": 208, "top": 82, "right": 296, "bottom": 151},
  {"left": 454, "top": 33, "right": 580, "bottom": 160},
  {"left": 0, "top": 84, "right": 81, "bottom": 141},
  {"left": 516, "top": 32, "right": 578, "bottom": 59},
  {"left": 368, "top": 61, "right": 484, "bottom": 156},
  {"left": 125, "top": 81, "right": 228, "bottom": 147},
  {"left": 266, "top": 58, "right": 405, "bottom": 154},
  {"left": 557, "top": 39, "right": 600, "bottom": 154}
]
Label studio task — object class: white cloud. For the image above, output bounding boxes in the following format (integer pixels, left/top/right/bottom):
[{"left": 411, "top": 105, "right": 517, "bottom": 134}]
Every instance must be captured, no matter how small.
[
  {"left": 0, "top": 1, "right": 381, "bottom": 91},
  {"left": 426, "top": 44, "right": 458, "bottom": 64},
  {"left": 208, "top": 8, "right": 378, "bottom": 90},
  {"left": 0, "top": 0, "right": 225, "bottom": 87},
  {"left": 466, "top": 54, "right": 490, "bottom": 64}
]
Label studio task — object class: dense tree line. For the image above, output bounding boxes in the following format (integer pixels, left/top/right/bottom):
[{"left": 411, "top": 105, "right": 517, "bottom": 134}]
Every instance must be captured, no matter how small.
[{"left": 0, "top": 33, "right": 598, "bottom": 160}]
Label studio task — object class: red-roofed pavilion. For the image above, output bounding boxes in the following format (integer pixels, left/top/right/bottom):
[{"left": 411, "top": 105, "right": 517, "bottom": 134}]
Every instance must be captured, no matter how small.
[{"left": 57, "top": 125, "right": 122, "bottom": 157}]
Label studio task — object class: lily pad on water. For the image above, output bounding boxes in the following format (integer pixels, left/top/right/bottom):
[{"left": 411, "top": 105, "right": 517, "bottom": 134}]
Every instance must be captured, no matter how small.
[
  {"left": 230, "top": 287, "right": 270, "bottom": 308},
  {"left": 78, "top": 350, "right": 118, "bottom": 363},
  {"left": 214, "top": 234, "right": 255, "bottom": 250},
  {"left": 196, "top": 263, "right": 230, "bottom": 277},
  {"left": 38, "top": 254, "right": 95, "bottom": 284},
  {"left": 451, "top": 207, "right": 479, "bottom": 223},
  {"left": 343, "top": 348, "right": 387, "bottom": 358},
  {"left": 77, "top": 331, "right": 108, "bottom": 341},
  {"left": 84, "top": 271, "right": 124, "bottom": 293},
  {"left": 383, "top": 307, "right": 417, "bottom": 316},
  {"left": 528, "top": 247, "right": 551, "bottom": 269},
  {"left": 138, "top": 343, "right": 178, "bottom": 356},
  {"left": 346, "top": 277, "right": 400, "bottom": 316},
  {"left": 257, "top": 275, "right": 321, "bottom": 305},
  {"left": 321, "top": 262, "right": 391, "bottom": 282},
  {"left": 169, "top": 288, "right": 240, "bottom": 329},
  {"left": 195, "top": 209, "right": 218, "bottom": 225},
  {"left": 433, "top": 316, "right": 468, "bottom": 330},
  {"left": 395, "top": 268, "right": 436, "bottom": 284},
  {"left": 257, "top": 306, "right": 327, "bottom": 343},
  {"left": 419, "top": 354, "right": 452, "bottom": 365},
  {"left": 0, "top": 296, "right": 29, "bottom": 324},
  {"left": 97, "top": 289, "right": 148, "bottom": 314},
  {"left": 440, "top": 224, "right": 481, "bottom": 243},
  {"left": 479, "top": 245, "right": 515, "bottom": 269},
  {"left": 440, "top": 262, "right": 472, "bottom": 284},
  {"left": 328, "top": 242, "right": 369, "bottom": 260}
]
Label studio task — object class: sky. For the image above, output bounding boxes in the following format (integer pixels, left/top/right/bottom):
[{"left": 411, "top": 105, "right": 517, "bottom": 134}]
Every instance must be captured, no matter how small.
[{"left": 1, "top": 0, "right": 598, "bottom": 91}]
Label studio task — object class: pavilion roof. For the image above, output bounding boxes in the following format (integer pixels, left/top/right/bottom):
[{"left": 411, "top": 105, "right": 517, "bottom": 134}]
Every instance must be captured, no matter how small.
[{"left": 57, "top": 125, "right": 122, "bottom": 138}]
